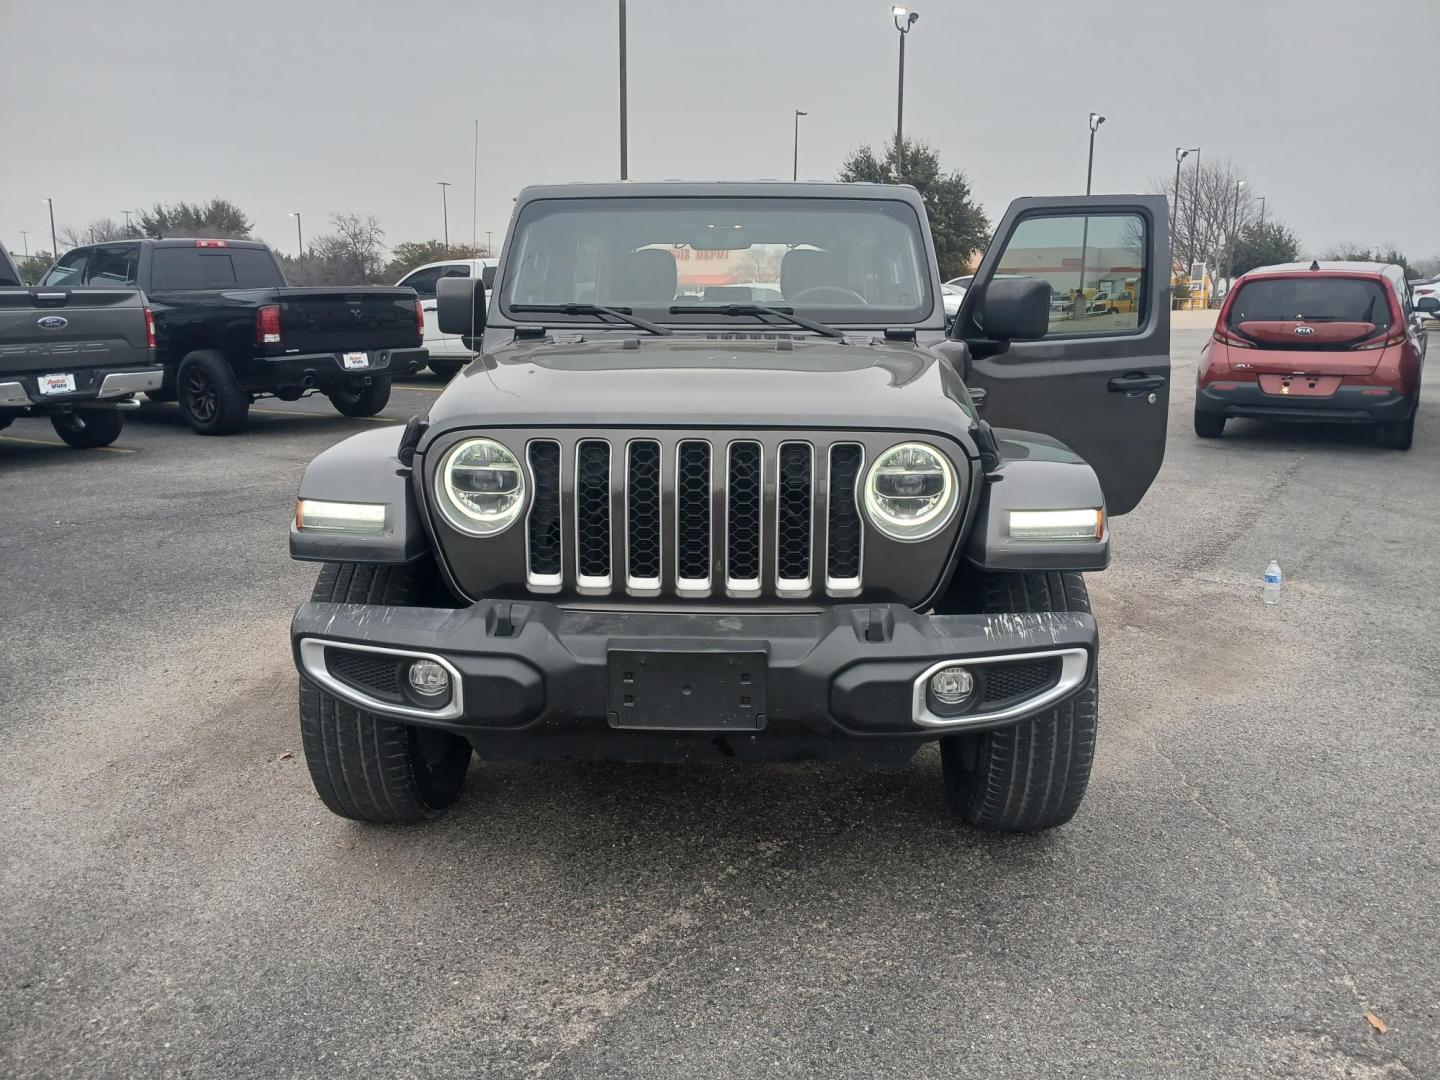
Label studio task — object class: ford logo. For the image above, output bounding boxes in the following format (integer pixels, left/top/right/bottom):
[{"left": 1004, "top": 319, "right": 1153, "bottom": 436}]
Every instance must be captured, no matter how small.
[{"left": 36, "top": 315, "right": 68, "bottom": 330}]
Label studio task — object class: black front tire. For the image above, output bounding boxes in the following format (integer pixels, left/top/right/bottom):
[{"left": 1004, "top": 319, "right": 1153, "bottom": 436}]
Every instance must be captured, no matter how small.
[
  {"left": 328, "top": 376, "right": 391, "bottom": 417},
  {"left": 49, "top": 409, "right": 124, "bottom": 448},
  {"left": 299, "top": 562, "right": 472, "bottom": 824},
  {"left": 428, "top": 359, "right": 463, "bottom": 379},
  {"left": 939, "top": 570, "right": 1098, "bottom": 833},
  {"left": 1193, "top": 411, "right": 1226, "bottom": 438},
  {"left": 177, "top": 350, "right": 250, "bottom": 435}
]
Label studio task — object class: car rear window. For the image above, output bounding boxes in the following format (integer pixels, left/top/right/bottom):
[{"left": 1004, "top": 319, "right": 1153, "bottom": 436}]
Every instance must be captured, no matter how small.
[
  {"left": 151, "top": 247, "right": 284, "bottom": 290},
  {"left": 1227, "top": 277, "right": 1393, "bottom": 333}
]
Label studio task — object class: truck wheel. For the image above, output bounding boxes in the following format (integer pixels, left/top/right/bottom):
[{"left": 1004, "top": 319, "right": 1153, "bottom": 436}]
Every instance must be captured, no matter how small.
[
  {"left": 328, "top": 376, "right": 391, "bottom": 417},
  {"left": 938, "top": 570, "right": 1098, "bottom": 832},
  {"left": 299, "top": 561, "right": 472, "bottom": 824},
  {"left": 177, "top": 351, "right": 250, "bottom": 435},
  {"left": 49, "top": 409, "right": 124, "bottom": 449},
  {"left": 428, "top": 359, "right": 463, "bottom": 379},
  {"left": 1193, "top": 411, "right": 1225, "bottom": 438}
]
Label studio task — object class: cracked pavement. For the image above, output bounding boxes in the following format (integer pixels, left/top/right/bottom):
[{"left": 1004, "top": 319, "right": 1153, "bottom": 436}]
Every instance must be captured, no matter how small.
[{"left": 1, "top": 330, "right": 1436, "bottom": 1078}]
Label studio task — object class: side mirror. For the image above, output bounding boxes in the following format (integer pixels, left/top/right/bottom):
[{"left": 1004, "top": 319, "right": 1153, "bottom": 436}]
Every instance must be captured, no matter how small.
[
  {"left": 1417, "top": 296, "right": 1440, "bottom": 315},
  {"left": 978, "top": 277, "right": 1051, "bottom": 341},
  {"left": 437, "top": 275, "right": 486, "bottom": 335}
]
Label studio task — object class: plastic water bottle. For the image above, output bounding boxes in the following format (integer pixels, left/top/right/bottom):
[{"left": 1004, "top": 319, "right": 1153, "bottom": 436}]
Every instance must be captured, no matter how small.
[{"left": 1263, "top": 558, "right": 1282, "bottom": 604}]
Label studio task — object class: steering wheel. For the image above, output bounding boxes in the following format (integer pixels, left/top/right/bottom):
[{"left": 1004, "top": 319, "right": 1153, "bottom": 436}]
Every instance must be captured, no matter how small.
[{"left": 789, "top": 285, "right": 868, "bottom": 305}]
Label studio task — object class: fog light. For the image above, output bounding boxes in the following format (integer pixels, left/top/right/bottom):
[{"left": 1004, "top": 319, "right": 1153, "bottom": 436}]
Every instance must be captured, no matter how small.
[
  {"left": 929, "top": 666, "right": 974, "bottom": 705},
  {"left": 407, "top": 660, "right": 450, "bottom": 698}
]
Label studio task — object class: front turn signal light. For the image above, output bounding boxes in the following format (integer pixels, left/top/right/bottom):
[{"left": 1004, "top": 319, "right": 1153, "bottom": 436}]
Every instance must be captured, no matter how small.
[
  {"left": 295, "top": 499, "right": 386, "bottom": 535},
  {"left": 1008, "top": 508, "right": 1104, "bottom": 541}
]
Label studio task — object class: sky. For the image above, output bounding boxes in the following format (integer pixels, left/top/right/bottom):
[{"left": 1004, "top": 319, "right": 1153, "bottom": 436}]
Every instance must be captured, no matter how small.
[{"left": 2, "top": 0, "right": 1436, "bottom": 265}]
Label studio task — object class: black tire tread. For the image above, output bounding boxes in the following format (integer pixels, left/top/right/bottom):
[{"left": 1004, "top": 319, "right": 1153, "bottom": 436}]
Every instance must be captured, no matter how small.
[
  {"left": 941, "top": 570, "right": 1098, "bottom": 833},
  {"left": 1193, "top": 411, "right": 1225, "bottom": 438},
  {"left": 177, "top": 350, "right": 250, "bottom": 435},
  {"left": 49, "top": 409, "right": 124, "bottom": 448},
  {"left": 299, "top": 561, "right": 468, "bottom": 824},
  {"left": 328, "top": 377, "right": 391, "bottom": 418}
]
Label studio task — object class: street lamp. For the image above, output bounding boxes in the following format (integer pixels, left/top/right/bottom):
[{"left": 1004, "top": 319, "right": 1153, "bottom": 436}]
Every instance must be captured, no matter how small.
[
  {"left": 43, "top": 198, "right": 57, "bottom": 258},
  {"left": 486, "top": 230, "right": 494, "bottom": 255},
  {"left": 892, "top": 6, "right": 919, "bottom": 177},
  {"left": 1085, "top": 112, "right": 1106, "bottom": 195},
  {"left": 1171, "top": 147, "right": 1198, "bottom": 243},
  {"left": 289, "top": 212, "right": 304, "bottom": 258},
  {"left": 437, "top": 181, "right": 452, "bottom": 247},
  {"left": 792, "top": 110, "right": 807, "bottom": 181},
  {"left": 1257, "top": 195, "right": 1267, "bottom": 228}
]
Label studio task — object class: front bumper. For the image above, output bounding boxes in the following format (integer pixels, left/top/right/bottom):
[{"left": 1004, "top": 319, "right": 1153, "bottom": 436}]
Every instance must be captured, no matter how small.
[
  {"left": 256, "top": 347, "right": 428, "bottom": 389},
  {"left": 291, "top": 599, "right": 1096, "bottom": 764},
  {"left": 1196, "top": 382, "right": 1411, "bottom": 423},
  {"left": 0, "top": 366, "right": 163, "bottom": 409}
]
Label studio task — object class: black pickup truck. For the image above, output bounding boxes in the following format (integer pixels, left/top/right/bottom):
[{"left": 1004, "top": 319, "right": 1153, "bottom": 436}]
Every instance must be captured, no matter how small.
[
  {"left": 39, "top": 239, "right": 427, "bottom": 434},
  {"left": 1, "top": 246, "right": 160, "bottom": 448}
]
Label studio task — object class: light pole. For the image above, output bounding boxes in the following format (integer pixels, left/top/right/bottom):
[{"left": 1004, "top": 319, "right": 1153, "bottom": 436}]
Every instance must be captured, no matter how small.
[
  {"left": 486, "top": 230, "right": 494, "bottom": 255},
  {"left": 1257, "top": 195, "right": 1267, "bottom": 228},
  {"left": 43, "top": 198, "right": 57, "bottom": 257},
  {"left": 289, "top": 212, "right": 304, "bottom": 258},
  {"left": 792, "top": 110, "right": 807, "bottom": 181},
  {"left": 1226, "top": 180, "right": 1246, "bottom": 289},
  {"left": 437, "top": 181, "right": 452, "bottom": 247},
  {"left": 618, "top": 0, "right": 628, "bottom": 180},
  {"left": 891, "top": 6, "right": 919, "bottom": 177},
  {"left": 19, "top": 231, "right": 28, "bottom": 258},
  {"left": 1172, "top": 147, "right": 1198, "bottom": 244},
  {"left": 1085, "top": 112, "right": 1105, "bottom": 194}
]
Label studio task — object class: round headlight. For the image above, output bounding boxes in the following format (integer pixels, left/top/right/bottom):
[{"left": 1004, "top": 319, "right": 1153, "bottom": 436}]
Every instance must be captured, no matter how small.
[
  {"left": 863, "top": 442, "right": 959, "bottom": 541},
  {"left": 435, "top": 437, "right": 526, "bottom": 536}
]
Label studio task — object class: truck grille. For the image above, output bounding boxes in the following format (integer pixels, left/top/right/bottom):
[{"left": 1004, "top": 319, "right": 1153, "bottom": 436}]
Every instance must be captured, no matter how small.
[{"left": 523, "top": 436, "right": 867, "bottom": 598}]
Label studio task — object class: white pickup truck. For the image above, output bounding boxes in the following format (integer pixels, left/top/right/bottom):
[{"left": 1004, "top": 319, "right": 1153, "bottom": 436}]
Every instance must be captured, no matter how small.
[{"left": 395, "top": 258, "right": 497, "bottom": 378}]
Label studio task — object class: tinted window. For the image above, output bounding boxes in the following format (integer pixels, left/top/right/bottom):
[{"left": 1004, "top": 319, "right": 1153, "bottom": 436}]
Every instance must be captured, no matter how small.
[
  {"left": 501, "top": 197, "right": 931, "bottom": 325},
  {"left": 481, "top": 265, "right": 496, "bottom": 289},
  {"left": 1226, "top": 278, "right": 1393, "bottom": 332},
  {"left": 989, "top": 213, "right": 1148, "bottom": 337},
  {"left": 85, "top": 245, "right": 139, "bottom": 286},
  {"left": 401, "top": 266, "right": 446, "bottom": 298},
  {"left": 151, "top": 247, "right": 283, "bottom": 290},
  {"left": 41, "top": 249, "right": 90, "bottom": 287},
  {"left": 0, "top": 249, "right": 20, "bottom": 287}
]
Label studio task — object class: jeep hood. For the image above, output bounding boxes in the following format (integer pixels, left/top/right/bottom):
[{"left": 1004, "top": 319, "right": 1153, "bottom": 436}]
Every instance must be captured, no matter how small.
[{"left": 423, "top": 336, "right": 976, "bottom": 436}]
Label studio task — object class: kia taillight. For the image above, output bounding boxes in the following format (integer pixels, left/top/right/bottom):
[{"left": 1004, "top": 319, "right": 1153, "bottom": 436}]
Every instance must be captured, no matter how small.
[
  {"left": 1352, "top": 327, "right": 1404, "bottom": 351},
  {"left": 144, "top": 307, "right": 156, "bottom": 350},
  {"left": 1212, "top": 323, "right": 1253, "bottom": 348},
  {"left": 256, "top": 304, "right": 282, "bottom": 346}
]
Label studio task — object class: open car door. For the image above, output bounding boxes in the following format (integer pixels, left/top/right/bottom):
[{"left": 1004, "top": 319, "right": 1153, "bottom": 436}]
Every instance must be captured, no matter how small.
[{"left": 951, "top": 195, "right": 1170, "bottom": 516}]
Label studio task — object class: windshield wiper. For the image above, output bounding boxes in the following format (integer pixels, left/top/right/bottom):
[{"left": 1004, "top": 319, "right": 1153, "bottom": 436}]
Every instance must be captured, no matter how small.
[
  {"left": 510, "top": 303, "right": 673, "bottom": 336},
  {"left": 668, "top": 303, "right": 845, "bottom": 339}
]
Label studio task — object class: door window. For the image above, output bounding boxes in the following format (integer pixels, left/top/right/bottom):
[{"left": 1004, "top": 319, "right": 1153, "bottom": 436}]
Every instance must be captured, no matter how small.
[
  {"left": 400, "top": 266, "right": 447, "bottom": 298},
  {"left": 987, "top": 213, "right": 1148, "bottom": 337},
  {"left": 84, "top": 245, "right": 140, "bottom": 286},
  {"left": 41, "top": 248, "right": 91, "bottom": 287}
]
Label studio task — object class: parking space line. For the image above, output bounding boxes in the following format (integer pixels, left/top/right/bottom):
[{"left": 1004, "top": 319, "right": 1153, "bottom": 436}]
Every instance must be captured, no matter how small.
[
  {"left": 394, "top": 384, "right": 443, "bottom": 393},
  {"left": 0, "top": 435, "right": 136, "bottom": 454}
]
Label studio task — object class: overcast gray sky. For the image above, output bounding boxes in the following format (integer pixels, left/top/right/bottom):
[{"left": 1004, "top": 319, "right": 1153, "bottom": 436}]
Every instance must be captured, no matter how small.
[{"left": 3, "top": 0, "right": 1436, "bottom": 264}]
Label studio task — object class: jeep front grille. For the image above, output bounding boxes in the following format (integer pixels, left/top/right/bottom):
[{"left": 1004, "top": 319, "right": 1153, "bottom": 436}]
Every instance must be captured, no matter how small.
[{"left": 523, "top": 436, "right": 866, "bottom": 599}]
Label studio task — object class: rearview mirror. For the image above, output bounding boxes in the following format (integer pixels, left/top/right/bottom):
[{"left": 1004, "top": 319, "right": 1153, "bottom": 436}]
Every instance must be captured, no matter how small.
[
  {"left": 437, "top": 275, "right": 486, "bottom": 335},
  {"left": 1418, "top": 296, "right": 1440, "bottom": 315},
  {"left": 978, "top": 278, "right": 1051, "bottom": 341}
]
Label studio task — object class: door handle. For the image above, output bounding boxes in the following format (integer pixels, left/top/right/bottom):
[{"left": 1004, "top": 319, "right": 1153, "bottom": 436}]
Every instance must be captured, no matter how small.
[{"left": 1108, "top": 372, "right": 1166, "bottom": 393}]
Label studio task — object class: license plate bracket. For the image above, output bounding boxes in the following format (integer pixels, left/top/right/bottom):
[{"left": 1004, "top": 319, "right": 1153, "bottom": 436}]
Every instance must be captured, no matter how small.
[
  {"left": 38, "top": 373, "right": 77, "bottom": 395},
  {"left": 342, "top": 351, "right": 370, "bottom": 370},
  {"left": 607, "top": 648, "right": 767, "bottom": 731}
]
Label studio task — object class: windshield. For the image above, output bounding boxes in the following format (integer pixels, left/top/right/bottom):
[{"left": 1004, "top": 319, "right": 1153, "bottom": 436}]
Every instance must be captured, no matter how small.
[
  {"left": 499, "top": 196, "right": 933, "bottom": 326},
  {"left": 1227, "top": 277, "right": 1394, "bottom": 331}
]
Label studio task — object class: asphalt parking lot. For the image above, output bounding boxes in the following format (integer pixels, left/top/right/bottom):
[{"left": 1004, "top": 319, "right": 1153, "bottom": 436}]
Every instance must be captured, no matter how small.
[{"left": 1, "top": 326, "right": 1436, "bottom": 1079}]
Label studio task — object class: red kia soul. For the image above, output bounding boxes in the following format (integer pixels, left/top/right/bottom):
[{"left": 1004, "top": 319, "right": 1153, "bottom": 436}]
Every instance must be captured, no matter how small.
[{"left": 1195, "top": 262, "right": 1431, "bottom": 450}]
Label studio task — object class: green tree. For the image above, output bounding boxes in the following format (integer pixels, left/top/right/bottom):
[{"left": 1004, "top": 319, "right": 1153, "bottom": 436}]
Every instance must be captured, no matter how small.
[
  {"left": 1228, "top": 220, "right": 1301, "bottom": 278},
  {"left": 384, "top": 240, "right": 487, "bottom": 281},
  {"left": 15, "top": 251, "right": 55, "bottom": 284},
  {"left": 838, "top": 138, "right": 989, "bottom": 279},
  {"left": 138, "top": 199, "right": 253, "bottom": 240}
]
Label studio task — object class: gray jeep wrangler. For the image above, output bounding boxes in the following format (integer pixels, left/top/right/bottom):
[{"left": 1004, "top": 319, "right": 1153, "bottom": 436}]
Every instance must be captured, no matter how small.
[{"left": 288, "top": 182, "right": 1170, "bottom": 832}]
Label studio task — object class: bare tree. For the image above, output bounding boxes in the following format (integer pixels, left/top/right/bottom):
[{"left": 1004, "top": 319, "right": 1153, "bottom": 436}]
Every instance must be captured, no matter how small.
[
  {"left": 1152, "top": 157, "right": 1256, "bottom": 287},
  {"left": 299, "top": 213, "right": 388, "bottom": 285},
  {"left": 58, "top": 218, "right": 133, "bottom": 247}
]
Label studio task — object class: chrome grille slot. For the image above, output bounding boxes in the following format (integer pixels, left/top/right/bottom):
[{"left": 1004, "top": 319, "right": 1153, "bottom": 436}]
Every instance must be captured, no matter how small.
[
  {"left": 526, "top": 440, "right": 562, "bottom": 589},
  {"left": 575, "top": 439, "right": 612, "bottom": 590},
  {"left": 775, "top": 442, "right": 813, "bottom": 593},
  {"left": 825, "top": 443, "right": 864, "bottom": 594},
  {"left": 625, "top": 440, "right": 662, "bottom": 591},
  {"left": 675, "top": 440, "right": 713, "bottom": 591},
  {"left": 725, "top": 441, "right": 763, "bottom": 594}
]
